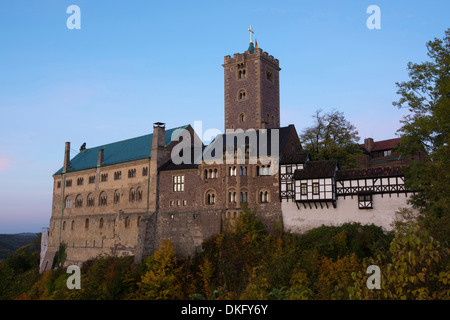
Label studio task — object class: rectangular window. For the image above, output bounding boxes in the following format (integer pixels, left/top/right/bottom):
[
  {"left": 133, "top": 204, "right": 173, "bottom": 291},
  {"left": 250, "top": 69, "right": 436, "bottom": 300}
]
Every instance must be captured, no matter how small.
[
  {"left": 142, "top": 167, "right": 148, "bottom": 176},
  {"left": 301, "top": 183, "right": 307, "bottom": 195},
  {"left": 77, "top": 177, "right": 84, "bottom": 186},
  {"left": 66, "top": 179, "right": 72, "bottom": 187},
  {"left": 89, "top": 176, "right": 95, "bottom": 184},
  {"left": 173, "top": 175, "right": 184, "bottom": 192},
  {"left": 312, "top": 183, "right": 319, "bottom": 195},
  {"left": 101, "top": 173, "right": 108, "bottom": 182},
  {"left": 358, "top": 194, "right": 373, "bottom": 209},
  {"left": 114, "top": 171, "right": 122, "bottom": 180},
  {"left": 286, "top": 166, "right": 292, "bottom": 174},
  {"left": 128, "top": 169, "right": 136, "bottom": 178},
  {"left": 287, "top": 183, "right": 293, "bottom": 191},
  {"left": 57, "top": 181, "right": 61, "bottom": 188}
]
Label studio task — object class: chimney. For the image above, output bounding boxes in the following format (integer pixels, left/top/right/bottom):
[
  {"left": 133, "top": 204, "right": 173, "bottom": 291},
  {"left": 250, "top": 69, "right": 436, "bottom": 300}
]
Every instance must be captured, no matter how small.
[
  {"left": 97, "top": 149, "right": 104, "bottom": 167},
  {"left": 149, "top": 122, "right": 166, "bottom": 212},
  {"left": 152, "top": 122, "right": 166, "bottom": 151},
  {"left": 63, "top": 142, "right": 70, "bottom": 173},
  {"left": 364, "top": 138, "right": 374, "bottom": 152}
]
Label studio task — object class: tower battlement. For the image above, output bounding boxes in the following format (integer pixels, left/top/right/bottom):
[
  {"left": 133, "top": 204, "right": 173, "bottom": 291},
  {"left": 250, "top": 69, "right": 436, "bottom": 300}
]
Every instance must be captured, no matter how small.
[{"left": 224, "top": 48, "right": 280, "bottom": 69}]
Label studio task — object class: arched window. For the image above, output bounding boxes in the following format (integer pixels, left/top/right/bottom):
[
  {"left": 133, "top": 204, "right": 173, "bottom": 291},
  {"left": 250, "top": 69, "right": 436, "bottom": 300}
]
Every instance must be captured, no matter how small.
[
  {"left": 240, "top": 190, "right": 248, "bottom": 204},
  {"left": 65, "top": 196, "right": 72, "bottom": 208},
  {"left": 259, "top": 190, "right": 270, "bottom": 203},
  {"left": 238, "top": 89, "right": 246, "bottom": 101},
  {"left": 99, "top": 218, "right": 104, "bottom": 229},
  {"left": 136, "top": 187, "right": 143, "bottom": 202},
  {"left": 137, "top": 216, "right": 142, "bottom": 228},
  {"left": 99, "top": 192, "right": 107, "bottom": 206},
  {"left": 239, "top": 113, "right": 245, "bottom": 123},
  {"left": 228, "top": 191, "right": 237, "bottom": 204},
  {"left": 125, "top": 217, "right": 131, "bottom": 228},
  {"left": 71, "top": 220, "right": 75, "bottom": 230},
  {"left": 204, "top": 169, "right": 208, "bottom": 179},
  {"left": 114, "top": 190, "right": 120, "bottom": 204},
  {"left": 129, "top": 188, "right": 136, "bottom": 202},
  {"left": 206, "top": 191, "right": 216, "bottom": 205},
  {"left": 85, "top": 218, "right": 89, "bottom": 230},
  {"left": 75, "top": 194, "right": 83, "bottom": 208},
  {"left": 87, "top": 193, "right": 95, "bottom": 207},
  {"left": 62, "top": 221, "right": 66, "bottom": 231}
]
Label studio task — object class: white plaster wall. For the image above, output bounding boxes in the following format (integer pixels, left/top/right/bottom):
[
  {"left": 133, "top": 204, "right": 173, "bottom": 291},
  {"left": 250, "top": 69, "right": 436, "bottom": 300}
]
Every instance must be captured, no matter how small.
[{"left": 282, "top": 194, "right": 411, "bottom": 234}]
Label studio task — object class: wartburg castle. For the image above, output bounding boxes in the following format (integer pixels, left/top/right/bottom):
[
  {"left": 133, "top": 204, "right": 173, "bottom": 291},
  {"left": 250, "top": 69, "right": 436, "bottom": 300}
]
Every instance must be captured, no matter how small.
[{"left": 40, "top": 27, "right": 423, "bottom": 272}]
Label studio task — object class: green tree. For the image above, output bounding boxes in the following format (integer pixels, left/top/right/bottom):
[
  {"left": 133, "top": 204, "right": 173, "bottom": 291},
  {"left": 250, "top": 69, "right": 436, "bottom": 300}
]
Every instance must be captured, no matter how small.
[
  {"left": 300, "top": 109, "right": 362, "bottom": 167},
  {"left": 393, "top": 28, "right": 450, "bottom": 245}
]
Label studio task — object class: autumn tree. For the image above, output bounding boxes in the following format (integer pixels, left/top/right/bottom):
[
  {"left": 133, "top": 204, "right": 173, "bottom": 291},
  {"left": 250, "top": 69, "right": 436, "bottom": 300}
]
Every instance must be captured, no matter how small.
[
  {"left": 135, "top": 240, "right": 184, "bottom": 300},
  {"left": 349, "top": 220, "right": 450, "bottom": 300},
  {"left": 300, "top": 109, "right": 362, "bottom": 167},
  {"left": 393, "top": 28, "right": 450, "bottom": 245}
]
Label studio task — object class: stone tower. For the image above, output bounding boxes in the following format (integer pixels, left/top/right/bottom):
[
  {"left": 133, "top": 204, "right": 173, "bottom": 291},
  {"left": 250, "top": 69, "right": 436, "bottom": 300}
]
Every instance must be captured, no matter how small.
[{"left": 223, "top": 32, "right": 281, "bottom": 131}]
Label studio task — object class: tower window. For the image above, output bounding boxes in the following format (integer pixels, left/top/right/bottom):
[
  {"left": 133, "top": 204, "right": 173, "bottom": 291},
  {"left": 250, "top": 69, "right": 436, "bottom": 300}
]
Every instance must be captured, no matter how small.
[
  {"left": 238, "top": 89, "right": 246, "bottom": 101},
  {"left": 239, "top": 113, "right": 245, "bottom": 123},
  {"left": 237, "top": 63, "right": 246, "bottom": 79},
  {"left": 266, "top": 71, "right": 273, "bottom": 82}
]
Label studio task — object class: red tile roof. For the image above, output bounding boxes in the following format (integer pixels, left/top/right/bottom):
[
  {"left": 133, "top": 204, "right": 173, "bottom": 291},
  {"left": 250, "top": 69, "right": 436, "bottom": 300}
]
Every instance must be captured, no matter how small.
[{"left": 361, "top": 138, "right": 402, "bottom": 152}]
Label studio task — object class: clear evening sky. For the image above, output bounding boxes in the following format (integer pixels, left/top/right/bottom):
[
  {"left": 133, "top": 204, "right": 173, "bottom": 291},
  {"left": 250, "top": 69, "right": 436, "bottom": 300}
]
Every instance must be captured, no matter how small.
[{"left": 0, "top": 0, "right": 448, "bottom": 233}]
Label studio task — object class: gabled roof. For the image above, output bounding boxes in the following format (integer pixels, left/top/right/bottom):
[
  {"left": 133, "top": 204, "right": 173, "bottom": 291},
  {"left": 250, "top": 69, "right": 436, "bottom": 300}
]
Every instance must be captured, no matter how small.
[
  {"left": 293, "top": 160, "right": 338, "bottom": 180},
  {"left": 361, "top": 138, "right": 402, "bottom": 152},
  {"left": 336, "top": 166, "right": 403, "bottom": 180},
  {"left": 54, "top": 125, "right": 189, "bottom": 175}
]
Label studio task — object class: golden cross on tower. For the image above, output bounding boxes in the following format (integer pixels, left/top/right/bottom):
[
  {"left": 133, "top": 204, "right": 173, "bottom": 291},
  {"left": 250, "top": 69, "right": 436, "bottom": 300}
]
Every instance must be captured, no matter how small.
[{"left": 248, "top": 25, "right": 254, "bottom": 43}]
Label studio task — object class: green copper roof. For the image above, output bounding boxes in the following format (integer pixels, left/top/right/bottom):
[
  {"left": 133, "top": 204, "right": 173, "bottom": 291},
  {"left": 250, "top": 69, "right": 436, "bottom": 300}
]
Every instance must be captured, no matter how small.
[
  {"left": 248, "top": 42, "right": 255, "bottom": 53},
  {"left": 54, "top": 125, "right": 189, "bottom": 175}
]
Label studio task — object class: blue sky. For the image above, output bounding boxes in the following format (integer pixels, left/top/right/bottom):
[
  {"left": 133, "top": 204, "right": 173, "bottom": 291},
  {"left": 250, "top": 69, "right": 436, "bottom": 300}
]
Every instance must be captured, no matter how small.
[{"left": 0, "top": 0, "right": 448, "bottom": 233}]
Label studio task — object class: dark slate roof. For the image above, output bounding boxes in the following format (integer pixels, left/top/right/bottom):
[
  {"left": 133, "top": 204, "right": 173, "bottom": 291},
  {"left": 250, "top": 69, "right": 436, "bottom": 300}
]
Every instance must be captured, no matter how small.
[
  {"left": 201, "top": 125, "right": 296, "bottom": 160},
  {"left": 54, "top": 125, "right": 189, "bottom": 175},
  {"left": 336, "top": 166, "right": 404, "bottom": 180},
  {"left": 159, "top": 146, "right": 205, "bottom": 171},
  {"left": 280, "top": 151, "right": 309, "bottom": 164},
  {"left": 293, "top": 160, "right": 338, "bottom": 179}
]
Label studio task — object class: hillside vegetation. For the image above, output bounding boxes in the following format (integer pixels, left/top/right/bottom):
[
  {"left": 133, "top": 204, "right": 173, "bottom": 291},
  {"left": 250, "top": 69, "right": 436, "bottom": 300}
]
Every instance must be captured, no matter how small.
[
  {"left": 0, "top": 233, "right": 39, "bottom": 260},
  {"left": 0, "top": 207, "right": 448, "bottom": 300}
]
